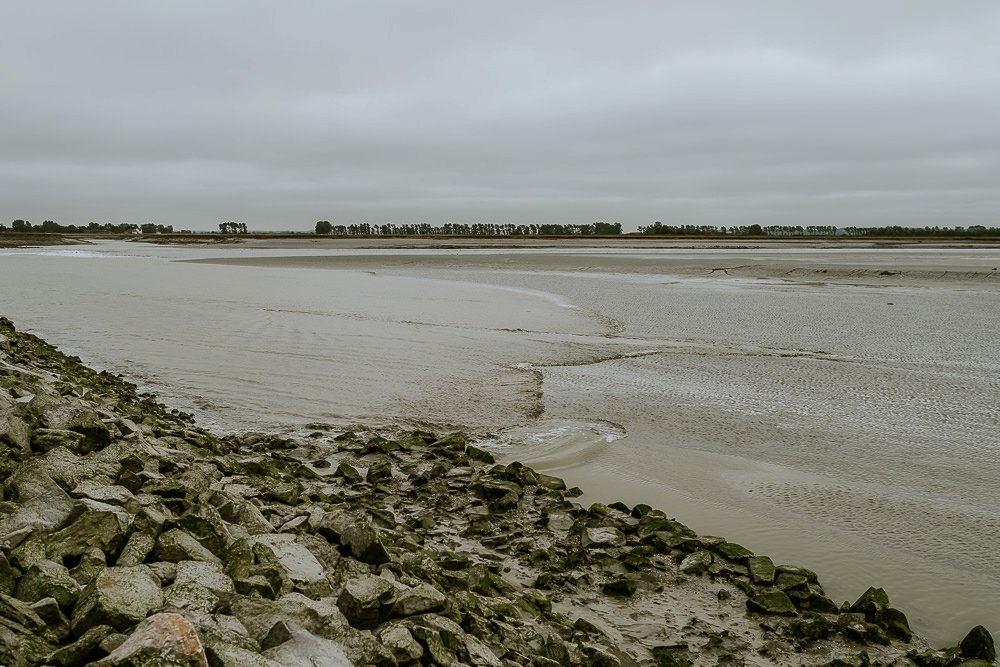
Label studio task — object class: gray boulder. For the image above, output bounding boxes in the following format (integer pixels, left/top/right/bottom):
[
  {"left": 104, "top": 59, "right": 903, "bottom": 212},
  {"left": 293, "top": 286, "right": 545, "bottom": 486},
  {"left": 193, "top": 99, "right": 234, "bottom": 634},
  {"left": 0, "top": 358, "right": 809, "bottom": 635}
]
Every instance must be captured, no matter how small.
[
  {"left": 41, "top": 406, "right": 111, "bottom": 453},
  {"left": 747, "top": 591, "right": 798, "bottom": 616},
  {"left": 89, "top": 612, "right": 208, "bottom": 667},
  {"left": 340, "top": 523, "right": 390, "bottom": 565},
  {"left": 71, "top": 565, "right": 164, "bottom": 633},
  {"left": 175, "top": 560, "right": 236, "bottom": 597},
  {"left": 14, "top": 559, "right": 79, "bottom": 612},
  {"left": 337, "top": 575, "right": 395, "bottom": 629},
  {"left": 581, "top": 526, "right": 626, "bottom": 549},
  {"left": 251, "top": 534, "right": 326, "bottom": 589},
  {"left": 30, "top": 429, "right": 86, "bottom": 454},
  {"left": 747, "top": 555, "right": 776, "bottom": 585},
  {"left": 377, "top": 624, "right": 424, "bottom": 663},
  {"left": 679, "top": 550, "right": 713, "bottom": 575},
  {"left": 261, "top": 624, "right": 352, "bottom": 667},
  {"left": 154, "top": 528, "right": 223, "bottom": 564},
  {"left": 392, "top": 583, "right": 447, "bottom": 617}
]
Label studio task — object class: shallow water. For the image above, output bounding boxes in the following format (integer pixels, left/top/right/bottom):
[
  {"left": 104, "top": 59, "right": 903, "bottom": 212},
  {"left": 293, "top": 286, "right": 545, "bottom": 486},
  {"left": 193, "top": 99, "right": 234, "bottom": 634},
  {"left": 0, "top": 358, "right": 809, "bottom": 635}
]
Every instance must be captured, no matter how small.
[{"left": 2, "top": 240, "right": 998, "bottom": 646}]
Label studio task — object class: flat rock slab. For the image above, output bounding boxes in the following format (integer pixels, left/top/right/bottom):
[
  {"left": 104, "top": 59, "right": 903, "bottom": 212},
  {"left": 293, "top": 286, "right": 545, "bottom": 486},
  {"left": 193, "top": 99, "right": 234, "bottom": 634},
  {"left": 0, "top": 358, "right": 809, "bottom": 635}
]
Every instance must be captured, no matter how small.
[
  {"left": 262, "top": 625, "right": 352, "bottom": 667},
  {"left": 582, "top": 526, "right": 626, "bottom": 549},
  {"left": 251, "top": 534, "right": 325, "bottom": 585},
  {"left": 175, "top": 560, "right": 236, "bottom": 597}
]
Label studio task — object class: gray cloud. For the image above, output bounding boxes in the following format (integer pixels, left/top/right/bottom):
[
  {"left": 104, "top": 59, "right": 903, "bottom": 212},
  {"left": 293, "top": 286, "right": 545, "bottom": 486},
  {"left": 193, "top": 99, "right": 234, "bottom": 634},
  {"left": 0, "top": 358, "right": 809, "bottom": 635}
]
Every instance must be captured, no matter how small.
[{"left": 2, "top": 1, "right": 998, "bottom": 230}]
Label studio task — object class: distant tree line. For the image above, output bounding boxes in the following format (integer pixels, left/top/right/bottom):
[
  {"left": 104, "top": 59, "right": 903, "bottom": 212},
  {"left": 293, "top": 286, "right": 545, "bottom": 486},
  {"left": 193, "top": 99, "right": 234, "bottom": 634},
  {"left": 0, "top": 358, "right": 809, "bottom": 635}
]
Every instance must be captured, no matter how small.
[
  {"left": 637, "top": 222, "right": 1000, "bottom": 237},
  {"left": 640, "top": 223, "right": 840, "bottom": 236},
  {"left": 0, "top": 219, "right": 173, "bottom": 234},
  {"left": 218, "top": 222, "right": 248, "bottom": 234},
  {"left": 842, "top": 225, "right": 1000, "bottom": 237},
  {"left": 314, "top": 222, "right": 624, "bottom": 236}
]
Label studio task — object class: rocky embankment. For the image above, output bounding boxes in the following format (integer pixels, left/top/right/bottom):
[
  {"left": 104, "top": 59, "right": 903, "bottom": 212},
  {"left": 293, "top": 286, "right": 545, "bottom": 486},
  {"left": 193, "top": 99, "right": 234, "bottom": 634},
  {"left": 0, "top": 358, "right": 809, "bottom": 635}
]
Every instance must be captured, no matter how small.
[{"left": 0, "top": 317, "right": 994, "bottom": 667}]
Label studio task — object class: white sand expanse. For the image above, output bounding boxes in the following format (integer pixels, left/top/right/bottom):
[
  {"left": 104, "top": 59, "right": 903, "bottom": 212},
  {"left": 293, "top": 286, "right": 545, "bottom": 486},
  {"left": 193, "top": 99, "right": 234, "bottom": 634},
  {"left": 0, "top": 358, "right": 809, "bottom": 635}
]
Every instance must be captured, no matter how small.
[{"left": 1, "top": 238, "right": 998, "bottom": 646}]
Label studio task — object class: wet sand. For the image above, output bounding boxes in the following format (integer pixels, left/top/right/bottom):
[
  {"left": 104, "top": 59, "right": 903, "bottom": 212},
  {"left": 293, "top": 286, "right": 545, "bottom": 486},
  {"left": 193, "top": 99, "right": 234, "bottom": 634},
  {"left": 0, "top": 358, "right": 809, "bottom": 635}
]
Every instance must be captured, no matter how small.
[{"left": 2, "top": 240, "right": 998, "bottom": 646}]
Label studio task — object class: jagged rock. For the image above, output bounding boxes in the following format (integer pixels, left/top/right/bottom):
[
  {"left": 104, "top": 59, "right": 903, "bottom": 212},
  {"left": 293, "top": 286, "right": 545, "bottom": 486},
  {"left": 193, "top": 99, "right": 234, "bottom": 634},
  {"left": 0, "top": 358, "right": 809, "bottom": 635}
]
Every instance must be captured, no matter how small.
[
  {"left": 204, "top": 642, "right": 273, "bottom": 667},
  {"left": 46, "top": 624, "right": 115, "bottom": 667},
  {"left": 747, "top": 591, "right": 798, "bottom": 616},
  {"left": 0, "top": 614, "right": 54, "bottom": 667},
  {"left": 432, "top": 432, "right": 468, "bottom": 455},
  {"left": 71, "top": 565, "right": 164, "bottom": 634},
  {"left": 788, "top": 613, "right": 833, "bottom": 642},
  {"left": 43, "top": 499, "right": 131, "bottom": 560},
  {"left": 652, "top": 645, "right": 694, "bottom": 667},
  {"left": 89, "top": 612, "right": 208, "bottom": 667},
  {"left": 714, "top": 541, "right": 754, "bottom": 562},
  {"left": 337, "top": 575, "right": 395, "bottom": 629},
  {"left": 70, "top": 481, "right": 139, "bottom": 510},
  {"left": 251, "top": 534, "right": 326, "bottom": 588},
  {"left": 393, "top": 582, "right": 447, "bottom": 617},
  {"left": 882, "top": 607, "right": 913, "bottom": 642},
  {"left": 366, "top": 459, "right": 393, "bottom": 484},
  {"left": 340, "top": 522, "right": 390, "bottom": 565},
  {"left": 30, "top": 428, "right": 86, "bottom": 453},
  {"left": 218, "top": 498, "right": 274, "bottom": 535},
  {"left": 41, "top": 406, "right": 110, "bottom": 453},
  {"left": 116, "top": 532, "right": 157, "bottom": 567},
  {"left": 261, "top": 624, "right": 352, "bottom": 666},
  {"left": 0, "top": 552, "right": 16, "bottom": 595},
  {"left": 409, "top": 624, "right": 459, "bottom": 666},
  {"left": 163, "top": 582, "right": 221, "bottom": 615},
  {"left": 747, "top": 555, "right": 776, "bottom": 585},
  {"left": 0, "top": 466, "right": 76, "bottom": 546},
  {"left": 14, "top": 559, "right": 79, "bottom": 611},
  {"left": 167, "top": 505, "right": 231, "bottom": 556},
  {"left": 334, "top": 462, "right": 363, "bottom": 484},
  {"left": 154, "top": 528, "right": 223, "bottom": 564},
  {"left": 1, "top": 410, "right": 32, "bottom": 452},
  {"left": 230, "top": 593, "right": 347, "bottom": 645},
  {"left": 581, "top": 526, "right": 627, "bottom": 549},
  {"left": 378, "top": 624, "right": 425, "bottom": 663},
  {"left": 776, "top": 572, "right": 809, "bottom": 591},
  {"left": 679, "top": 550, "right": 713, "bottom": 575},
  {"left": 0, "top": 591, "right": 51, "bottom": 634},
  {"left": 465, "top": 445, "right": 495, "bottom": 464},
  {"left": 464, "top": 633, "right": 504, "bottom": 667},
  {"left": 175, "top": 560, "right": 235, "bottom": 597},
  {"left": 31, "top": 596, "right": 71, "bottom": 637},
  {"left": 960, "top": 625, "right": 996, "bottom": 662}
]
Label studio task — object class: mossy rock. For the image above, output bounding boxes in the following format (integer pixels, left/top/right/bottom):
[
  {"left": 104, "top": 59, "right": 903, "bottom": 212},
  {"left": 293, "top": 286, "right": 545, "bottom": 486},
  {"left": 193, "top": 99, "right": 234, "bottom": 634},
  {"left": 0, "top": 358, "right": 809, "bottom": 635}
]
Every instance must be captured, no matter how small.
[
  {"left": 960, "top": 625, "right": 996, "bottom": 662},
  {"left": 465, "top": 445, "right": 495, "bottom": 464},
  {"left": 714, "top": 541, "right": 754, "bottom": 562},
  {"left": 747, "top": 556, "right": 776, "bottom": 585},
  {"left": 747, "top": 591, "right": 798, "bottom": 616}
]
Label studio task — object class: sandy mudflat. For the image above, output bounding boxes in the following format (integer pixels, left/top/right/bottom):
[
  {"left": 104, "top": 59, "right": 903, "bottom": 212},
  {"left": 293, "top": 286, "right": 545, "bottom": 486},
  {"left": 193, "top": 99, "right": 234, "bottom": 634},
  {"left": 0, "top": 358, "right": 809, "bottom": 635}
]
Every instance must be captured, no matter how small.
[
  {"left": 3, "top": 240, "right": 999, "bottom": 646},
  {"left": 190, "top": 240, "right": 1000, "bottom": 286}
]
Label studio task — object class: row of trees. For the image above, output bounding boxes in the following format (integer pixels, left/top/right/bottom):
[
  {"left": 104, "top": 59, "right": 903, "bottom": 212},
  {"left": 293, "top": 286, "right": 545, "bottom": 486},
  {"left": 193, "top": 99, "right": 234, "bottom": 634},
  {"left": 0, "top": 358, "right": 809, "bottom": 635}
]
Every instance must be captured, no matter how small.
[
  {"left": 218, "top": 222, "right": 249, "bottom": 234},
  {"left": 6, "top": 218, "right": 998, "bottom": 238},
  {"left": 842, "top": 225, "right": 1000, "bottom": 237},
  {"left": 314, "top": 222, "right": 624, "bottom": 236},
  {"left": 1, "top": 220, "right": 174, "bottom": 234},
  {"left": 640, "top": 223, "right": 842, "bottom": 236},
  {"left": 637, "top": 222, "right": 1000, "bottom": 237}
]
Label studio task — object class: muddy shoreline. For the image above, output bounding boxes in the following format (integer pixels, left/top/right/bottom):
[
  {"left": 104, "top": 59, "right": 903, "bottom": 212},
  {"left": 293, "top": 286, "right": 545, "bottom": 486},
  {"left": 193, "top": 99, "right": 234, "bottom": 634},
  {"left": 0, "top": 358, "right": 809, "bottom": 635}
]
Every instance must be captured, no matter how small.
[{"left": 0, "top": 317, "right": 994, "bottom": 666}]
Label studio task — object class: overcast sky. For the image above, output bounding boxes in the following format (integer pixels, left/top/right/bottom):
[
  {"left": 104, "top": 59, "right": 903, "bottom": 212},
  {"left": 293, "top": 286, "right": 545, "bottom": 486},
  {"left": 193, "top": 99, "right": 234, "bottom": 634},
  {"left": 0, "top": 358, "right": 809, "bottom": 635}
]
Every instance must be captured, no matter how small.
[{"left": 2, "top": 1, "right": 998, "bottom": 231}]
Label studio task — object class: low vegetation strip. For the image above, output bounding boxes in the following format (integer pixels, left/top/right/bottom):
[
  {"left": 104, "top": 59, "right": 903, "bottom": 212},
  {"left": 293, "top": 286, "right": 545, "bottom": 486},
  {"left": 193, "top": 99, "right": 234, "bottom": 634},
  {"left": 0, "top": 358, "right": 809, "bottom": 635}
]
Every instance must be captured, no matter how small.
[{"left": 0, "top": 317, "right": 994, "bottom": 666}]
